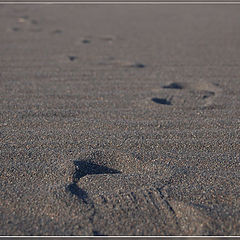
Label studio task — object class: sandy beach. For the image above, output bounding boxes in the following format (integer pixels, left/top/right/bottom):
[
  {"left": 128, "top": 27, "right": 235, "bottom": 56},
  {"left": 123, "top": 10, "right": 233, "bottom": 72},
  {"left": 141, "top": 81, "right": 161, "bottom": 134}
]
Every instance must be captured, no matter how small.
[{"left": 0, "top": 4, "right": 240, "bottom": 236}]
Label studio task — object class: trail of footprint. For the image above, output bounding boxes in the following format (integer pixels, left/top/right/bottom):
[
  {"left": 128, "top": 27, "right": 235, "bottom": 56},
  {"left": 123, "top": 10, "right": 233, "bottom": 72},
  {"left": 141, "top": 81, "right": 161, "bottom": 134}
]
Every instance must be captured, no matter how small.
[{"left": 73, "top": 35, "right": 145, "bottom": 69}]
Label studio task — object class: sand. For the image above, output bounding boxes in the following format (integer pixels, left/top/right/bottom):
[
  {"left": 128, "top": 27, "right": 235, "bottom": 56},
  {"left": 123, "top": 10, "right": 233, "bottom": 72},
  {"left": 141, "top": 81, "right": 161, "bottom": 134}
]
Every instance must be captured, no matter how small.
[{"left": 0, "top": 4, "right": 240, "bottom": 236}]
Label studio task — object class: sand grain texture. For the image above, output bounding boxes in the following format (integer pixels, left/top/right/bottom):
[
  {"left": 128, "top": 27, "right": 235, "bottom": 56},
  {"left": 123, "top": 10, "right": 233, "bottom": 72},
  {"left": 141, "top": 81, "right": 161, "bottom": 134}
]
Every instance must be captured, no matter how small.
[{"left": 0, "top": 5, "right": 240, "bottom": 236}]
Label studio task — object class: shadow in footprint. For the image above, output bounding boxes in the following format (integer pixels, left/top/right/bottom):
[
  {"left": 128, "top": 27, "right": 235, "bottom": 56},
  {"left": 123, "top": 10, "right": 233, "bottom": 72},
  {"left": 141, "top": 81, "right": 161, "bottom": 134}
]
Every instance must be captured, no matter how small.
[
  {"left": 52, "top": 29, "right": 62, "bottom": 34},
  {"left": 152, "top": 98, "right": 171, "bottom": 105},
  {"left": 163, "top": 82, "right": 183, "bottom": 89},
  {"left": 68, "top": 56, "right": 77, "bottom": 61},
  {"left": 129, "top": 63, "right": 145, "bottom": 68},
  {"left": 82, "top": 39, "right": 91, "bottom": 44},
  {"left": 67, "top": 182, "right": 88, "bottom": 203},
  {"left": 66, "top": 160, "right": 121, "bottom": 202},
  {"left": 73, "top": 160, "right": 121, "bottom": 180},
  {"left": 12, "top": 27, "right": 20, "bottom": 32},
  {"left": 202, "top": 91, "right": 215, "bottom": 99},
  {"left": 93, "top": 230, "right": 105, "bottom": 236}
]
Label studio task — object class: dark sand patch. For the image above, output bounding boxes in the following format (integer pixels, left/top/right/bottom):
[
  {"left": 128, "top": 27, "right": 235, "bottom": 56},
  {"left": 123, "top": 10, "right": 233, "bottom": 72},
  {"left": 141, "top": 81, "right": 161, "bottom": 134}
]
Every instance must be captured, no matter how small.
[
  {"left": 68, "top": 56, "right": 77, "bottom": 61},
  {"left": 152, "top": 97, "right": 172, "bottom": 105}
]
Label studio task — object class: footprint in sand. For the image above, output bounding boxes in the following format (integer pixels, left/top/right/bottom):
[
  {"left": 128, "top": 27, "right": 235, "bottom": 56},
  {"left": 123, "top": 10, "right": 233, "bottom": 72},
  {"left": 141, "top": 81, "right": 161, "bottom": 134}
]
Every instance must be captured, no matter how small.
[
  {"left": 51, "top": 29, "right": 62, "bottom": 34},
  {"left": 65, "top": 150, "right": 125, "bottom": 202},
  {"left": 68, "top": 56, "right": 78, "bottom": 61},
  {"left": 152, "top": 97, "right": 172, "bottom": 105},
  {"left": 63, "top": 149, "right": 184, "bottom": 234},
  {"left": 98, "top": 59, "right": 146, "bottom": 69},
  {"left": 152, "top": 81, "right": 222, "bottom": 109},
  {"left": 163, "top": 82, "right": 184, "bottom": 90},
  {"left": 82, "top": 39, "right": 91, "bottom": 44},
  {"left": 66, "top": 149, "right": 173, "bottom": 202},
  {"left": 62, "top": 149, "right": 217, "bottom": 234},
  {"left": 75, "top": 35, "right": 117, "bottom": 46}
]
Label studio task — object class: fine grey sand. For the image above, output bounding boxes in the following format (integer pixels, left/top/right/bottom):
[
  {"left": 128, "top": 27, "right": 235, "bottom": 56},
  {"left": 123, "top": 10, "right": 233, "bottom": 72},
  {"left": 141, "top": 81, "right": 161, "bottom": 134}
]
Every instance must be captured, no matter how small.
[{"left": 0, "top": 4, "right": 240, "bottom": 236}]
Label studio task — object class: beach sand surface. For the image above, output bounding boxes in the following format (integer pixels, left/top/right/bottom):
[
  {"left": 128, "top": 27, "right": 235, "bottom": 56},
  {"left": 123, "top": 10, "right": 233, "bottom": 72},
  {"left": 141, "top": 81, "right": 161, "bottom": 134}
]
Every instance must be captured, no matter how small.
[{"left": 0, "top": 5, "right": 240, "bottom": 236}]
